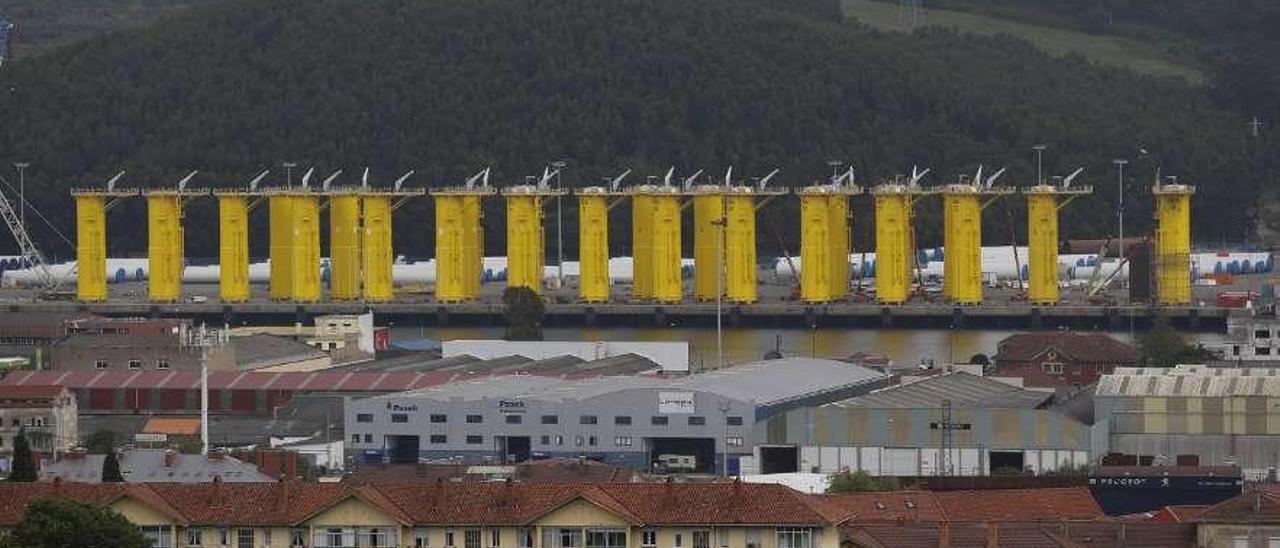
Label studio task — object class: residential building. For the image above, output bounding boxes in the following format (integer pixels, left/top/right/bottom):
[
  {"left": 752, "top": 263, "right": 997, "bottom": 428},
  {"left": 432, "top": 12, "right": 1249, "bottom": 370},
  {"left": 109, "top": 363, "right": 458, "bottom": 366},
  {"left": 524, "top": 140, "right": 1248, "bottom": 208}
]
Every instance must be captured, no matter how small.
[
  {"left": 345, "top": 458, "right": 641, "bottom": 484},
  {"left": 0, "top": 480, "right": 847, "bottom": 548},
  {"left": 1194, "top": 486, "right": 1280, "bottom": 548},
  {"left": 0, "top": 311, "right": 96, "bottom": 369},
  {"left": 39, "top": 448, "right": 273, "bottom": 483},
  {"left": 0, "top": 385, "right": 78, "bottom": 458},
  {"left": 51, "top": 317, "right": 236, "bottom": 372},
  {"left": 344, "top": 357, "right": 889, "bottom": 473},
  {"left": 994, "top": 332, "right": 1137, "bottom": 388},
  {"left": 751, "top": 372, "right": 1092, "bottom": 476},
  {"left": 1215, "top": 315, "right": 1280, "bottom": 363}
]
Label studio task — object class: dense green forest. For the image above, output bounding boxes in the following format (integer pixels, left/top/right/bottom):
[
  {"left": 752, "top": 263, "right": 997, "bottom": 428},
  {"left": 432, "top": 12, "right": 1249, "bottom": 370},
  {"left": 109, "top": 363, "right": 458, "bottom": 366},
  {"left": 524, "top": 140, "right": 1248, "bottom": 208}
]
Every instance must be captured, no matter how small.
[{"left": 0, "top": 0, "right": 1272, "bottom": 261}]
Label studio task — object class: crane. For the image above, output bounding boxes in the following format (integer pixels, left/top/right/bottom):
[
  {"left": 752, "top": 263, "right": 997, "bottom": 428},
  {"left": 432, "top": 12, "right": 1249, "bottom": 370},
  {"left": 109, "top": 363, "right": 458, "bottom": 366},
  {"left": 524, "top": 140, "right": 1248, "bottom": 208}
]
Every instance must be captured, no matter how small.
[{"left": 0, "top": 184, "right": 58, "bottom": 291}]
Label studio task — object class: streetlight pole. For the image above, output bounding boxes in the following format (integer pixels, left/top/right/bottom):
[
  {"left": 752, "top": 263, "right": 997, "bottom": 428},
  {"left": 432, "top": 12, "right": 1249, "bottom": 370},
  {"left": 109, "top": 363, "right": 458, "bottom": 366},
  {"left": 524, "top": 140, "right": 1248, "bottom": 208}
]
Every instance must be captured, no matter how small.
[
  {"left": 713, "top": 198, "right": 726, "bottom": 370},
  {"left": 553, "top": 160, "right": 567, "bottom": 288},
  {"left": 1113, "top": 159, "right": 1128, "bottom": 258},
  {"left": 1032, "top": 144, "right": 1047, "bottom": 185},
  {"left": 283, "top": 162, "right": 296, "bottom": 188},
  {"left": 13, "top": 162, "right": 28, "bottom": 232}
]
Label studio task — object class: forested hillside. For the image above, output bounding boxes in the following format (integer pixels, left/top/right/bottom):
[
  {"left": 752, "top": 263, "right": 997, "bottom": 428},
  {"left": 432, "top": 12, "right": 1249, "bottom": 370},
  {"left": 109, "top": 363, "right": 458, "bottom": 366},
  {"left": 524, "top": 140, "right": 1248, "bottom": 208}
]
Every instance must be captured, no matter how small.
[{"left": 0, "top": 0, "right": 1270, "bottom": 260}]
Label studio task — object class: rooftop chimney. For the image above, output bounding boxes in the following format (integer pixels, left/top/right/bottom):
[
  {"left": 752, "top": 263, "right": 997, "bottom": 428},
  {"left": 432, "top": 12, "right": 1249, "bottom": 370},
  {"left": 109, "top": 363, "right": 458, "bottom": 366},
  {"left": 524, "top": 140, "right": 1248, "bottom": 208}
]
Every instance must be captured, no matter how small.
[{"left": 164, "top": 449, "right": 177, "bottom": 468}]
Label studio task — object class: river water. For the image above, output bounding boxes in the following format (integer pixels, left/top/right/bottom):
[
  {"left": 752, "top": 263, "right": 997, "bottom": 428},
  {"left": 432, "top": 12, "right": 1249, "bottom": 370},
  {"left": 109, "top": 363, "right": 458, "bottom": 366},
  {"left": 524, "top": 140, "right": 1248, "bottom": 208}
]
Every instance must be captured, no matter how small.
[{"left": 389, "top": 326, "right": 1225, "bottom": 369}]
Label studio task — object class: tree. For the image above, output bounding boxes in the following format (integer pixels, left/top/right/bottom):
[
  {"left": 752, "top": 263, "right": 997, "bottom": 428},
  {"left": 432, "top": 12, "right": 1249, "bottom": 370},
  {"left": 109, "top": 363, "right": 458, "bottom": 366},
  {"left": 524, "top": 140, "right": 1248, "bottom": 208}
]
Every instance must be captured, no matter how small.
[
  {"left": 85, "top": 430, "right": 117, "bottom": 454},
  {"left": 101, "top": 451, "right": 124, "bottom": 483},
  {"left": 1137, "top": 317, "right": 1217, "bottom": 366},
  {"left": 968, "top": 353, "right": 991, "bottom": 366},
  {"left": 0, "top": 499, "right": 148, "bottom": 548},
  {"left": 826, "top": 470, "right": 899, "bottom": 493},
  {"left": 502, "top": 286, "right": 546, "bottom": 341},
  {"left": 7, "top": 429, "right": 37, "bottom": 482}
]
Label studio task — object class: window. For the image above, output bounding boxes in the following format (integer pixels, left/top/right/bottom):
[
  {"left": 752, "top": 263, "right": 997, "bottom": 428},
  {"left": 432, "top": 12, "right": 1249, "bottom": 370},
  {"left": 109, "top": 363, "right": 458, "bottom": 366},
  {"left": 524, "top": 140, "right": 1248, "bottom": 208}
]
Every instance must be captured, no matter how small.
[
  {"left": 726, "top": 416, "right": 743, "bottom": 426},
  {"left": 588, "top": 435, "right": 597, "bottom": 446},
  {"left": 746, "top": 531, "right": 761, "bottom": 548},
  {"left": 1042, "top": 363, "right": 1065, "bottom": 374},
  {"left": 467, "top": 414, "right": 483, "bottom": 424},
  {"left": 129, "top": 359, "right": 143, "bottom": 370},
  {"left": 141, "top": 526, "right": 173, "bottom": 548},
  {"left": 614, "top": 416, "right": 632, "bottom": 425},
  {"left": 187, "top": 529, "right": 204, "bottom": 547},
  {"left": 1232, "top": 536, "right": 1247, "bottom": 548},
  {"left": 221, "top": 528, "right": 230, "bottom": 546},
  {"left": 157, "top": 359, "right": 170, "bottom": 370},
  {"left": 316, "top": 528, "right": 353, "bottom": 548},
  {"left": 641, "top": 530, "right": 657, "bottom": 548},
  {"left": 466, "top": 435, "right": 484, "bottom": 445},
  {"left": 580, "top": 415, "right": 598, "bottom": 425},
  {"left": 506, "top": 414, "right": 523, "bottom": 424},
  {"left": 555, "top": 529, "right": 582, "bottom": 548},
  {"left": 431, "top": 414, "right": 448, "bottom": 423},
  {"left": 541, "top": 415, "right": 558, "bottom": 425},
  {"left": 364, "top": 434, "right": 373, "bottom": 443},
  {"left": 717, "top": 530, "right": 728, "bottom": 548},
  {"left": 490, "top": 529, "right": 501, "bottom": 548},
  {"left": 291, "top": 529, "right": 307, "bottom": 548},
  {"left": 575, "top": 436, "right": 584, "bottom": 446},
  {"left": 586, "top": 530, "right": 626, "bottom": 548},
  {"left": 651, "top": 416, "right": 669, "bottom": 426},
  {"left": 446, "top": 531, "right": 455, "bottom": 548},
  {"left": 430, "top": 434, "right": 448, "bottom": 444},
  {"left": 361, "top": 528, "right": 393, "bottom": 547},
  {"left": 776, "top": 528, "right": 812, "bottom": 548},
  {"left": 674, "top": 533, "right": 683, "bottom": 548},
  {"left": 1267, "top": 537, "right": 1280, "bottom": 548},
  {"left": 95, "top": 360, "right": 108, "bottom": 369},
  {"left": 414, "top": 529, "right": 431, "bottom": 548},
  {"left": 517, "top": 529, "right": 534, "bottom": 548},
  {"left": 237, "top": 529, "right": 254, "bottom": 548},
  {"left": 688, "top": 416, "right": 706, "bottom": 426},
  {"left": 392, "top": 414, "right": 409, "bottom": 423},
  {"left": 614, "top": 436, "right": 633, "bottom": 447},
  {"left": 541, "top": 435, "right": 551, "bottom": 445},
  {"left": 727, "top": 436, "right": 744, "bottom": 447},
  {"left": 264, "top": 529, "right": 273, "bottom": 546},
  {"left": 1259, "top": 347, "right": 1273, "bottom": 356},
  {"left": 554, "top": 435, "right": 564, "bottom": 445},
  {"left": 692, "top": 531, "right": 710, "bottom": 548},
  {"left": 356, "top": 413, "right": 373, "bottom": 423},
  {"left": 351, "top": 434, "right": 361, "bottom": 444},
  {"left": 1234, "top": 345, "right": 1242, "bottom": 356},
  {"left": 465, "top": 530, "right": 482, "bottom": 548},
  {"left": 1257, "top": 329, "right": 1272, "bottom": 339}
]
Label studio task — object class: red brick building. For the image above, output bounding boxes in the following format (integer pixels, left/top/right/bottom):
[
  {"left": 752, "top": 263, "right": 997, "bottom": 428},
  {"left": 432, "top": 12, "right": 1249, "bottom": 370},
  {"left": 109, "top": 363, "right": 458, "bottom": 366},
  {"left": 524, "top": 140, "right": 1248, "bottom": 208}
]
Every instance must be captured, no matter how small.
[{"left": 994, "top": 332, "right": 1137, "bottom": 388}]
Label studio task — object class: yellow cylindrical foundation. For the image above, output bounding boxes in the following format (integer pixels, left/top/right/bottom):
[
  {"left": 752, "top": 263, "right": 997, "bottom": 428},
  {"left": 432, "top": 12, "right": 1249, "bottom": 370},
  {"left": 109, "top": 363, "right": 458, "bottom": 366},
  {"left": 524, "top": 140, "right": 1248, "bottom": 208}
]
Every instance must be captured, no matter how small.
[
  {"left": 651, "top": 194, "right": 683, "bottom": 304},
  {"left": 827, "top": 195, "right": 850, "bottom": 300},
  {"left": 874, "top": 193, "right": 913, "bottom": 304},
  {"left": 435, "top": 194, "right": 484, "bottom": 302},
  {"left": 218, "top": 196, "right": 250, "bottom": 303},
  {"left": 725, "top": 194, "right": 757, "bottom": 304},
  {"left": 362, "top": 196, "right": 394, "bottom": 302},
  {"left": 75, "top": 195, "right": 108, "bottom": 302},
  {"left": 1154, "top": 187, "right": 1193, "bottom": 305},
  {"left": 291, "top": 195, "right": 321, "bottom": 302},
  {"left": 692, "top": 193, "right": 724, "bottom": 301},
  {"left": 943, "top": 192, "right": 983, "bottom": 304},
  {"left": 462, "top": 195, "right": 483, "bottom": 298},
  {"left": 578, "top": 193, "right": 610, "bottom": 303},
  {"left": 631, "top": 194, "right": 654, "bottom": 300},
  {"left": 146, "top": 194, "right": 184, "bottom": 302},
  {"left": 1026, "top": 193, "right": 1060, "bottom": 304},
  {"left": 329, "top": 194, "right": 362, "bottom": 300},
  {"left": 506, "top": 194, "right": 545, "bottom": 293},
  {"left": 268, "top": 196, "right": 294, "bottom": 300},
  {"left": 800, "top": 193, "right": 831, "bottom": 303}
]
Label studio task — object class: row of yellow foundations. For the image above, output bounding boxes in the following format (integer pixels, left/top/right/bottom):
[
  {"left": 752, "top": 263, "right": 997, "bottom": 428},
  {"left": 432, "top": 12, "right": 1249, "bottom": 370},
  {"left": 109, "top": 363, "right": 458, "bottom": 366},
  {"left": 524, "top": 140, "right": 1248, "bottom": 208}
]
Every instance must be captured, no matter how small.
[
  {"left": 433, "top": 189, "right": 492, "bottom": 303},
  {"left": 1154, "top": 184, "right": 1195, "bottom": 305},
  {"left": 797, "top": 186, "right": 860, "bottom": 303}
]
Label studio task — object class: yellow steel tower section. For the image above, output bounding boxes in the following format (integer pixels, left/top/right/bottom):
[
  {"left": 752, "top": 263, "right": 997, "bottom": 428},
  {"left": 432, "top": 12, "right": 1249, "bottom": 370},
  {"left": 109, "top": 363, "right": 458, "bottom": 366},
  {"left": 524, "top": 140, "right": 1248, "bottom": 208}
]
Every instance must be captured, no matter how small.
[
  {"left": 827, "top": 193, "right": 852, "bottom": 300},
  {"left": 1153, "top": 182, "right": 1195, "bottom": 305},
  {"left": 71, "top": 175, "right": 136, "bottom": 302},
  {"left": 431, "top": 173, "right": 495, "bottom": 303},
  {"left": 361, "top": 178, "right": 424, "bottom": 303},
  {"left": 267, "top": 194, "right": 295, "bottom": 300},
  {"left": 940, "top": 180, "right": 1013, "bottom": 305},
  {"left": 143, "top": 174, "right": 204, "bottom": 303},
  {"left": 691, "top": 186, "right": 724, "bottom": 302},
  {"left": 631, "top": 192, "right": 655, "bottom": 300},
  {"left": 214, "top": 170, "right": 268, "bottom": 303},
  {"left": 328, "top": 191, "right": 362, "bottom": 300},
  {"left": 1022, "top": 177, "right": 1091, "bottom": 304},
  {"left": 650, "top": 188, "right": 683, "bottom": 304},
  {"left": 291, "top": 192, "right": 322, "bottom": 302},
  {"left": 797, "top": 182, "right": 861, "bottom": 303},
  {"left": 576, "top": 187, "right": 615, "bottom": 303},
  {"left": 502, "top": 181, "right": 564, "bottom": 294},
  {"left": 871, "top": 180, "right": 933, "bottom": 304}
]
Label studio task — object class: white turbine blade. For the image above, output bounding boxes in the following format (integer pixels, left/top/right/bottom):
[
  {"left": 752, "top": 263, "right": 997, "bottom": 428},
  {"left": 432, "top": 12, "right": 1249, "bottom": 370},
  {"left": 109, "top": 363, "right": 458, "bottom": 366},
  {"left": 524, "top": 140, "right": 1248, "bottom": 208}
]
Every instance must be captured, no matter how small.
[
  {"left": 247, "top": 170, "right": 270, "bottom": 191},
  {"left": 177, "top": 170, "right": 199, "bottom": 192},
  {"left": 972, "top": 165, "right": 984, "bottom": 187},
  {"left": 300, "top": 167, "right": 315, "bottom": 189},
  {"left": 985, "top": 167, "right": 1007, "bottom": 188},
  {"left": 106, "top": 170, "right": 126, "bottom": 191},
  {"left": 362, "top": 167, "right": 370, "bottom": 189},
  {"left": 663, "top": 167, "right": 675, "bottom": 187},
  {"left": 393, "top": 170, "right": 414, "bottom": 191},
  {"left": 1063, "top": 167, "right": 1085, "bottom": 188},
  {"left": 724, "top": 166, "right": 733, "bottom": 187},
  {"left": 610, "top": 168, "right": 632, "bottom": 192},
  {"left": 682, "top": 169, "right": 704, "bottom": 190},
  {"left": 482, "top": 167, "right": 491, "bottom": 189},
  {"left": 322, "top": 169, "right": 343, "bottom": 191},
  {"left": 759, "top": 168, "right": 780, "bottom": 189},
  {"left": 910, "top": 167, "right": 930, "bottom": 186}
]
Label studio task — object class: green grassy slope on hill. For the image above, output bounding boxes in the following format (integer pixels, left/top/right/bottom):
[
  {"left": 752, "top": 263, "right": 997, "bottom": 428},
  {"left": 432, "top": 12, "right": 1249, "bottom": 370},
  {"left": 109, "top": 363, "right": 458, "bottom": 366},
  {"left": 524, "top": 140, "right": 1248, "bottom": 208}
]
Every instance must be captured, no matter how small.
[
  {"left": 0, "top": 0, "right": 1264, "bottom": 258},
  {"left": 842, "top": 0, "right": 1203, "bottom": 83}
]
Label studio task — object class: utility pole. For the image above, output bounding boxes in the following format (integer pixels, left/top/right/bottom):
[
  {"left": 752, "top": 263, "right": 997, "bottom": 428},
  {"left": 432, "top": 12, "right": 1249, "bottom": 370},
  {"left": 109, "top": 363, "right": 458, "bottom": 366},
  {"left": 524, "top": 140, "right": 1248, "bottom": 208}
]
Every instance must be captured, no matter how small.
[
  {"left": 1113, "top": 159, "right": 1128, "bottom": 259},
  {"left": 553, "top": 160, "right": 567, "bottom": 287},
  {"left": 1032, "top": 144, "right": 1047, "bottom": 185},
  {"left": 186, "top": 323, "right": 227, "bottom": 456},
  {"left": 13, "top": 162, "right": 27, "bottom": 232},
  {"left": 713, "top": 201, "right": 726, "bottom": 370}
]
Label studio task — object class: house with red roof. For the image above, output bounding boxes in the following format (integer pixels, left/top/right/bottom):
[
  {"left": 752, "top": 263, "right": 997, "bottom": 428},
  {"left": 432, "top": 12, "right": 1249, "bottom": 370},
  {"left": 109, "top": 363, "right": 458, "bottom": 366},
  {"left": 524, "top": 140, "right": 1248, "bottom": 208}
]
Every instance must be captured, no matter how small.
[
  {"left": 994, "top": 332, "right": 1137, "bottom": 388},
  {"left": 0, "top": 385, "right": 77, "bottom": 466}
]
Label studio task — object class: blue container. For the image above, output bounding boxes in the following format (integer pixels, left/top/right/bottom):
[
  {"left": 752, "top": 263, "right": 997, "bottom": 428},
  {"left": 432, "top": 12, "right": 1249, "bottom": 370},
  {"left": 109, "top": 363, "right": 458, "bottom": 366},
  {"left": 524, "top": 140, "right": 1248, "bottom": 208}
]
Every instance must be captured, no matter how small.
[
  {"left": 134, "top": 267, "right": 146, "bottom": 281},
  {"left": 114, "top": 268, "right": 127, "bottom": 283}
]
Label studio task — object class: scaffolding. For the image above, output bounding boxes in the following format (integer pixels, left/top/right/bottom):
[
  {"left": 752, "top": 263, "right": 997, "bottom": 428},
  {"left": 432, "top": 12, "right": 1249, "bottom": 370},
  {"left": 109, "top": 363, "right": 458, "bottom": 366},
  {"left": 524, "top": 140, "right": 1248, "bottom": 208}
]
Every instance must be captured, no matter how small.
[
  {"left": 1153, "top": 182, "right": 1195, "bottom": 305},
  {"left": 1022, "top": 181, "right": 1091, "bottom": 305}
]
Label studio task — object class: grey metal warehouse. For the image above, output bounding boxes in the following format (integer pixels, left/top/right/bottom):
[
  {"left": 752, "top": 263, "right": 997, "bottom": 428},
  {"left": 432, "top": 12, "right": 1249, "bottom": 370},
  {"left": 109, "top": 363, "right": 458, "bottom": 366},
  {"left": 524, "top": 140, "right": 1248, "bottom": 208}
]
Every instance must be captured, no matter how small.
[{"left": 344, "top": 357, "right": 889, "bottom": 474}]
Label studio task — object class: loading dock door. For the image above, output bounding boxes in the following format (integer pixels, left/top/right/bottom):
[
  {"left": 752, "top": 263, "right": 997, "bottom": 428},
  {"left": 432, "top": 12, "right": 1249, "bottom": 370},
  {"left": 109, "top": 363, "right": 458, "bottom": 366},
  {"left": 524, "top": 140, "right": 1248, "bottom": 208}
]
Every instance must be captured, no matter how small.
[
  {"left": 648, "top": 438, "right": 716, "bottom": 474},
  {"left": 497, "top": 436, "right": 532, "bottom": 463},
  {"left": 759, "top": 446, "right": 799, "bottom": 474},
  {"left": 387, "top": 435, "right": 420, "bottom": 464},
  {"left": 884, "top": 448, "right": 919, "bottom": 476}
]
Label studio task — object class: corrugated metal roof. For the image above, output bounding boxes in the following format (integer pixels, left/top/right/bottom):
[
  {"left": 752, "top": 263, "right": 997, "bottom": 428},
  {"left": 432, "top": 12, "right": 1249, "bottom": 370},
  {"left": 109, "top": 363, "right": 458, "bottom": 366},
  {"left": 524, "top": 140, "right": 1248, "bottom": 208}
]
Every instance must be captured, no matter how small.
[
  {"left": 832, "top": 372, "right": 1052, "bottom": 409},
  {"left": 1097, "top": 372, "right": 1280, "bottom": 397}
]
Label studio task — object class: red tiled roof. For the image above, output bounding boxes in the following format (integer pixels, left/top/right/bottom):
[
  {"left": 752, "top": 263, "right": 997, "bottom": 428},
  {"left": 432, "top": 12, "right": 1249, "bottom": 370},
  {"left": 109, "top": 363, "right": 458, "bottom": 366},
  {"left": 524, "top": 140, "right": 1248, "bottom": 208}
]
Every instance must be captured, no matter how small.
[
  {"left": 805, "top": 491, "right": 943, "bottom": 523},
  {"left": 145, "top": 481, "right": 351, "bottom": 526},
  {"left": 0, "top": 385, "right": 65, "bottom": 400},
  {"left": 0, "top": 370, "right": 455, "bottom": 392},
  {"left": 933, "top": 488, "right": 1105, "bottom": 522},
  {"left": 1150, "top": 505, "right": 1209, "bottom": 523},
  {"left": 1197, "top": 489, "right": 1280, "bottom": 523},
  {"left": 844, "top": 521, "right": 1197, "bottom": 548},
  {"left": 0, "top": 483, "right": 133, "bottom": 524},
  {"left": 995, "top": 332, "right": 1137, "bottom": 364}
]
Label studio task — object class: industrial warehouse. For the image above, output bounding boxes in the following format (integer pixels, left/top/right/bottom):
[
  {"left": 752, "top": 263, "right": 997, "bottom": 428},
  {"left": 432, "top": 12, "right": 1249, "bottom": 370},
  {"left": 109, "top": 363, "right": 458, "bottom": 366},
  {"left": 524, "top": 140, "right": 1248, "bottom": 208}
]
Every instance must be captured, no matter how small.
[
  {"left": 344, "top": 356, "right": 890, "bottom": 473},
  {"left": 0, "top": 162, "right": 1223, "bottom": 330}
]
